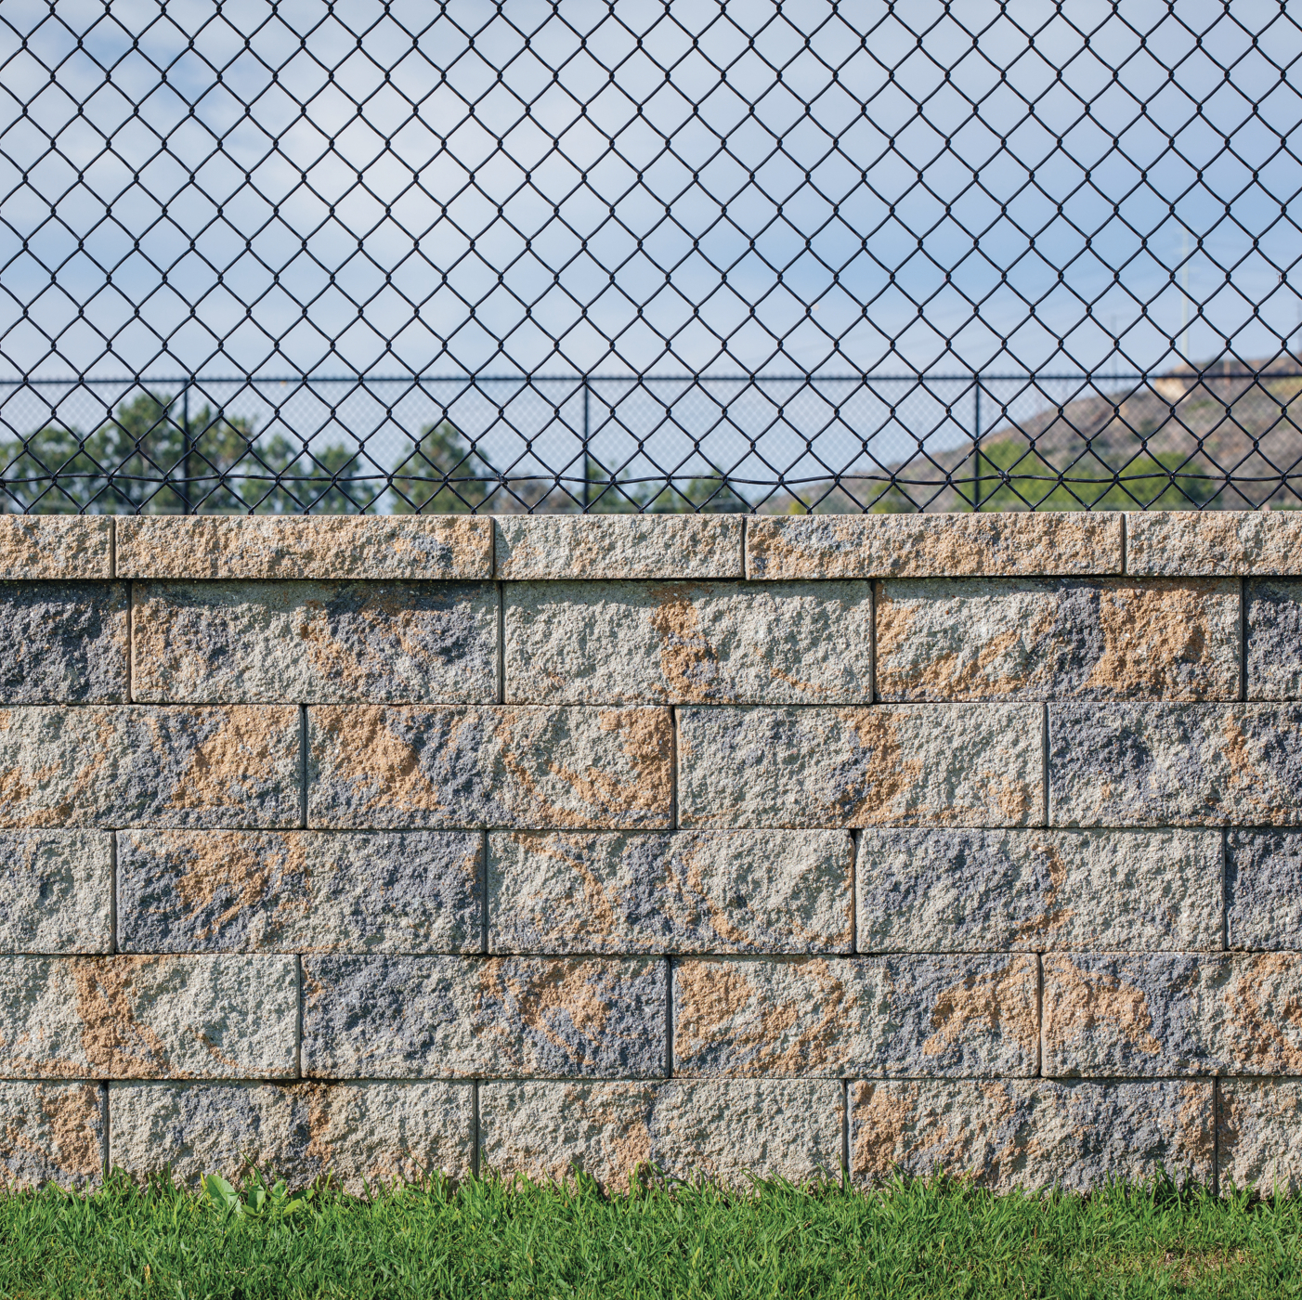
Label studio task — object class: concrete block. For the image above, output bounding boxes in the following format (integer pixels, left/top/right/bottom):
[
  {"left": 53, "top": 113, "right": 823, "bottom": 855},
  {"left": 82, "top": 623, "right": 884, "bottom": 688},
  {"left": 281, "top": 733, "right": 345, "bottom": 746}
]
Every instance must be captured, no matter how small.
[
  {"left": 1127, "top": 510, "right": 1302, "bottom": 576},
  {"left": 133, "top": 581, "right": 497, "bottom": 704},
  {"left": 1227, "top": 829, "right": 1302, "bottom": 949},
  {"left": 677, "top": 704, "right": 1043, "bottom": 829},
  {"left": 857, "top": 828, "right": 1221, "bottom": 952},
  {"left": 308, "top": 705, "right": 672, "bottom": 830},
  {"left": 0, "top": 518, "right": 112, "bottom": 581},
  {"left": 0, "top": 1082, "right": 104, "bottom": 1188},
  {"left": 1049, "top": 703, "right": 1302, "bottom": 827},
  {"left": 0, "top": 956, "right": 297, "bottom": 1079},
  {"left": 117, "top": 829, "right": 482, "bottom": 954},
  {"left": 488, "top": 829, "right": 852, "bottom": 955},
  {"left": 876, "top": 578, "right": 1238, "bottom": 702},
  {"left": 301, "top": 955, "right": 667, "bottom": 1078},
  {"left": 0, "top": 583, "right": 128, "bottom": 703},
  {"left": 1246, "top": 579, "right": 1302, "bottom": 699},
  {"left": 1219, "top": 1080, "right": 1302, "bottom": 1193},
  {"left": 0, "top": 706, "right": 301, "bottom": 829},
  {"left": 0, "top": 831, "right": 112, "bottom": 953},
  {"left": 672, "top": 955, "right": 1038, "bottom": 1077}
]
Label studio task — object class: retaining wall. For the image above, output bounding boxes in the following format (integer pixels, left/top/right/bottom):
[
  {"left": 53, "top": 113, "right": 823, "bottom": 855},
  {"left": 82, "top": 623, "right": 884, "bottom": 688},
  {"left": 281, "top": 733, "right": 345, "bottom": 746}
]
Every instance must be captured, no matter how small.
[{"left": 2, "top": 511, "right": 1302, "bottom": 1193}]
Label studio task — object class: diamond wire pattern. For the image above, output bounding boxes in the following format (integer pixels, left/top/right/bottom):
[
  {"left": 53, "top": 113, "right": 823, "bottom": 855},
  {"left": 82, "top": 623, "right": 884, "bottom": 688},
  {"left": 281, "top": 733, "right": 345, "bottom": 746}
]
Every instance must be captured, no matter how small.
[{"left": 0, "top": 1, "right": 1299, "bottom": 513}]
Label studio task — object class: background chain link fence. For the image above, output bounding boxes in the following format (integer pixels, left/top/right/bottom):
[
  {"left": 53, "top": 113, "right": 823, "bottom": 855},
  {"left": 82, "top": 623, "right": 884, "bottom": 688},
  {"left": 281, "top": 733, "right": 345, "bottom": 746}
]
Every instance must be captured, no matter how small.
[{"left": 1, "top": 1, "right": 1299, "bottom": 513}]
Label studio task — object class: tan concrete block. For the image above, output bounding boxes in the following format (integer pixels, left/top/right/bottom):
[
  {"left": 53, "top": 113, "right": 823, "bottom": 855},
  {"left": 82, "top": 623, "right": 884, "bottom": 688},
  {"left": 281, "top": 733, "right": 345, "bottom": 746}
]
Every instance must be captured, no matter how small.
[
  {"left": 0, "top": 582, "right": 129, "bottom": 703},
  {"left": 495, "top": 516, "right": 743, "bottom": 580},
  {"left": 308, "top": 705, "right": 672, "bottom": 830},
  {"left": 480, "top": 1080, "right": 842, "bottom": 1190},
  {"left": 489, "top": 829, "right": 852, "bottom": 954},
  {"left": 0, "top": 705, "right": 301, "bottom": 828},
  {"left": 876, "top": 578, "right": 1239, "bottom": 702},
  {"left": 677, "top": 704, "right": 1043, "bottom": 829},
  {"left": 0, "top": 518, "right": 112, "bottom": 580},
  {"left": 1127, "top": 510, "right": 1302, "bottom": 576},
  {"left": 0, "top": 1082, "right": 104, "bottom": 1189},
  {"left": 746, "top": 513, "right": 1121, "bottom": 580},
  {"left": 0, "top": 831, "right": 112, "bottom": 953},
  {"left": 505, "top": 580, "right": 872, "bottom": 704},
  {"left": 1226, "top": 829, "right": 1302, "bottom": 949},
  {"left": 851, "top": 1079, "right": 1212, "bottom": 1192},
  {"left": 672, "top": 955, "right": 1038, "bottom": 1077},
  {"left": 857, "top": 828, "right": 1222, "bottom": 952},
  {"left": 116, "top": 516, "right": 492, "bottom": 580},
  {"left": 110, "top": 1081, "right": 473, "bottom": 1191},
  {"left": 0, "top": 956, "right": 297, "bottom": 1079},
  {"left": 1219, "top": 1080, "right": 1302, "bottom": 1193}
]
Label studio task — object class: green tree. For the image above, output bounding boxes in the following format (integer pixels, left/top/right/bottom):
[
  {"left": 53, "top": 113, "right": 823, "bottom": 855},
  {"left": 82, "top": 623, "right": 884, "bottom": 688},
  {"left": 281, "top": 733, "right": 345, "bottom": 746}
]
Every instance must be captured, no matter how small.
[{"left": 389, "top": 421, "right": 497, "bottom": 513}]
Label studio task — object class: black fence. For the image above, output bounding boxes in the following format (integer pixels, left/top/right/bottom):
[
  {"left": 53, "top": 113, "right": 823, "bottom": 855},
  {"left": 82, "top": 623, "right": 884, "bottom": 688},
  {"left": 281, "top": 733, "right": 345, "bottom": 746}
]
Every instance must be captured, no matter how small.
[{"left": 2, "top": 3, "right": 1299, "bottom": 513}]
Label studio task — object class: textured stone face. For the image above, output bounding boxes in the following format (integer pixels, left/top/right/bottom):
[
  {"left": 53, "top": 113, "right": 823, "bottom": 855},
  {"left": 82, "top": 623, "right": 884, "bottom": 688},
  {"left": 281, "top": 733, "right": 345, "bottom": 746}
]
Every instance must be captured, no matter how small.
[
  {"left": 0, "top": 518, "right": 112, "bottom": 581},
  {"left": 504, "top": 580, "right": 873, "bottom": 705},
  {"left": 1218, "top": 1080, "right": 1302, "bottom": 1192},
  {"left": 495, "top": 516, "right": 743, "bottom": 580},
  {"left": 308, "top": 705, "right": 672, "bottom": 830},
  {"left": 0, "top": 706, "right": 301, "bottom": 828},
  {"left": 746, "top": 514, "right": 1121, "bottom": 579},
  {"left": 1127, "top": 510, "right": 1302, "bottom": 576},
  {"left": 1042, "top": 952, "right": 1302, "bottom": 1076},
  {"left": 1246, "top": 579, "right": 1302, "bottom": 699},
  {"left": 0, "top": 831, "right": 112, "bottom": 953},
  {"left": 489, "top": 829, "right": 852, "bottom": 955},
  {"left": 0, "top": 956, "right": 297, "bottom": 1079},
  {"left": 1226, "top": 830, "right": 1302, "bottom": 949},
  {"left": 480, "top": 1080, "right": 843, "bottom": 1190},
  {"left": 851, "top": 1079, "right": 1213, "bottom": 1191},
  {"left": 677, "top": 704, "right": 1043, "bottom": 829},
  {"left": 133, "top": 581, "right": 498, "bottom": 704},
  {"left": 1049, "top": 703, "right": 1302, "bottom": 827},
  {"left": 0, "top": 583, "right": 128, "bottom": 703},
  {"left": 110, "top": 1081, "right": 473, "bottom": 1191},
  {"left": 876, "top": 578, "right": 1239, "bottom": 702},
  {"left": 117, "top": 516, "right": 493, "bottom": 580},
  {"left": 117, "top": 830, "right": 483, "bottom": 954},
  {"left": 857, "top": 828, "right": 1221, "bottom": 952},
  {"left": 301, "top": 955, "right": 667, "bottom": 1078},
  {"left": 0, "top": 1082, "right": 105, "bottom": 1189},
  {"left": 672, "top": 955, "right": 1038, "bottom": 1077}
]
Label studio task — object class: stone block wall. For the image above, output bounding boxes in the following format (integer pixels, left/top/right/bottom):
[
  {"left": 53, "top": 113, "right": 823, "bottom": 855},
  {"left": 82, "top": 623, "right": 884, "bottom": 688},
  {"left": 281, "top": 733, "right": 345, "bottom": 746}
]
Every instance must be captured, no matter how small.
[{"left": 2, "top": 510, "right": 1302, "bottom": 1194}]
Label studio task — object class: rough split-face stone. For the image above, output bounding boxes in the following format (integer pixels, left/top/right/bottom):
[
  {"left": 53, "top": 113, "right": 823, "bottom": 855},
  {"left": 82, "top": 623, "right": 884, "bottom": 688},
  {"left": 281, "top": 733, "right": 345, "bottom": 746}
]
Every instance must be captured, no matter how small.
[
  {"left": 1042, "top": 952, "right": 1302, "bottom": 1077},
  {"left": 301, "top": 955, "right": 667, "bottom": 1078},
  {"left": 857, "top": 828, "right": 1221, "bottom": 953},
  {"left": 133, "top": 581, "right": 498, "bottom": 704},
  {"left": 494, "top": 516, "right": 743, "bottom": 580},
  {"left": 0, "top": 583, "right": 128, "bottom": 703},
  {"left": 110, "top": 1081, "right": 473, "bottom": 1191},
  {"left": 1218, "top": 1080, "right": 1302, "bottom": 1193},
  {"left": 308, "top": 705, "right": 672, "bottom": 830},
  {"left": 851, "top": 1079, "right": 1213, "bottom": 1191},
  {"left": 117, "top": 830, "right": 483, "bottom": 954},
  {"left": 1246, "top": 580, "right": 1302, "bottom": 699},
  {"left": 1126, "top": 510, "right": 1302, "bottom": 576},
  {"left": 488, "top": 829, "right": 852, "bottom": 955},
  {"left": 672, "top": 955, "right": 1038, "bottom": 1077},
  {"left": 876, "top": 578, "right": 1239, "bottom": 702},
  {"left": 480, "top": 1080, "right": 843, "bottom": 1190},
  {"left": 0, "top": 956, "right": 297, "bottom": 1079},
  {"left": 1049, "top": 703, "right": 1302, "bottom": 827},
  {"left": 746, "top": 513, "right": 1122, "bottom": 580},
  {"left": 0, "top": 1082, "right": 105, "bottom": 1189},
  {"left": 116, "top": 516, "right": 493, "bottom": 580},
  {"left": 677, "top": 704, "right": 1043, "bottom": 829},
  {"left": 0, "top": 518, "right": 112, "bottom": 581},
  {"left": 0, "top": 706, "right": 301, "bottom": 828},
  {"left": 1226, "top": 830, "right": 1302, "bottom": 950},
  {"left": 0, "top": 831, "right": 112, "bottom": 953},
  {"left": 504, "top": 580, "right": 873, "bottom": 705}
]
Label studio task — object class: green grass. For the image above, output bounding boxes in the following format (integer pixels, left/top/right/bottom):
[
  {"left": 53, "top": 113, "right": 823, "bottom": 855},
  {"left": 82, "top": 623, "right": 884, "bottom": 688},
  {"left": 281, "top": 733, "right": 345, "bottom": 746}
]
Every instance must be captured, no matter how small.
[{"left": 1, "top": 1171, "right": 1301, "bottom": 1299}]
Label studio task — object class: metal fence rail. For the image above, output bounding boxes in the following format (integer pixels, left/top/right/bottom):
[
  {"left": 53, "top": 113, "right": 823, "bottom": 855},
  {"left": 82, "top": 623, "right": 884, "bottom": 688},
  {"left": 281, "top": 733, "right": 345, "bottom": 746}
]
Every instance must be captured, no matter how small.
[{"left": 1, "top": 2, "right": 1299, "bottom": 513}]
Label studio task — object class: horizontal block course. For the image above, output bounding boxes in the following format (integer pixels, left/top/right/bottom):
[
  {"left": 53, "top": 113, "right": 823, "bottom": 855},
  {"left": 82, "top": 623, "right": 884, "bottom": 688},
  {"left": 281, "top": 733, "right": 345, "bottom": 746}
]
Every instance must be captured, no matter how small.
[
  {"left": 0, "top": 583, "right": 128, "bottom": 703},
  {"left": 488, "top": 829, "right": 852, "bottom": 955},
  {"left": 308, "top": 705, "right": 672, "bottom": 830},
  {"left": 1127, "top": 511, "right": 1302, "bottom": 577},
  {"left": 480, "top": 1080, "right": 842, "bottom": 1189},
  {"left": 0, "top": 831, "right": 112, "bottom": 953},
  {"left": 1246, "top": 579, "right": 1302, "bottom": 699},
  {"left": 0, "top": 955, "right": 297, "bottom": 1079},
  {"left": 0, "top": 518, "right": 112, "bottom": 581},
  {"left": 0, "top": 1082, "right": 104, "bottom": 1189},
  {"left": 117, "top": 829, "right": 483, "bottom": 954},
  {"left": 133, "top": 581, "right": 498, "bottom": 704},
  {"left": 301, "top": 955, "right": 667, "bottom": 1078},
  {"left": 677, "top": 704, "right": 1043, "bottom": 829},
  {"left": 504, "top": 580, "right": 873, "bottom": 705},
  {"left": 876, "top": 578, "right": 1239, "bottom": 702},
  {"left": 672, "top": 955, "right": 1038, "bottom": 1077},
  {"left": 857, "top": 828, "right": 1221, "bottom": 952}
]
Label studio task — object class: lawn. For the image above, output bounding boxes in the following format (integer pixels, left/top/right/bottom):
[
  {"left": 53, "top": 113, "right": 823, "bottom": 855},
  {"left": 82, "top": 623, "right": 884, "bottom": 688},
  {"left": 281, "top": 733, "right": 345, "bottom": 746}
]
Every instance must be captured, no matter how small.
[{"left": 0, "top": 1170, "right": 1300, "bottom": 1299}]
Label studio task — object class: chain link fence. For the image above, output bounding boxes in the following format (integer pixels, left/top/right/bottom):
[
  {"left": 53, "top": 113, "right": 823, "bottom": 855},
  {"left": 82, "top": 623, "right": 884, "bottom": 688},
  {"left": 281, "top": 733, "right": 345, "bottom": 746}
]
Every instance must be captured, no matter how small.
[{"left": 1, "top": 2, "right": 1299, "bottom": 513}]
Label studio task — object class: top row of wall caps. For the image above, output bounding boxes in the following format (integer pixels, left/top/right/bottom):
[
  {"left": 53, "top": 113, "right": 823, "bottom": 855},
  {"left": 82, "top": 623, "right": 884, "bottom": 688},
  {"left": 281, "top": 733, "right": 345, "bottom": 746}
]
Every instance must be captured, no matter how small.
[{"left": 6, "top": 510, "right": 1302, "bottom": 581}]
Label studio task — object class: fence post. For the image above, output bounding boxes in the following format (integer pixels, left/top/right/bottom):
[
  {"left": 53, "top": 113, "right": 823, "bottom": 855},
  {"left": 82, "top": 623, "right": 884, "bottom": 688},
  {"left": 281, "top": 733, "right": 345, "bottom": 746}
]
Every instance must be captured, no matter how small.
[
  {"left": 181, "top": 378, "right": 192, "bottom": 514},
  {"left": 972, "top": 377, "right": 982, "bottom": 511},
  {"left": 581, "top": 377, "right": 590, "bottom": 512}
]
